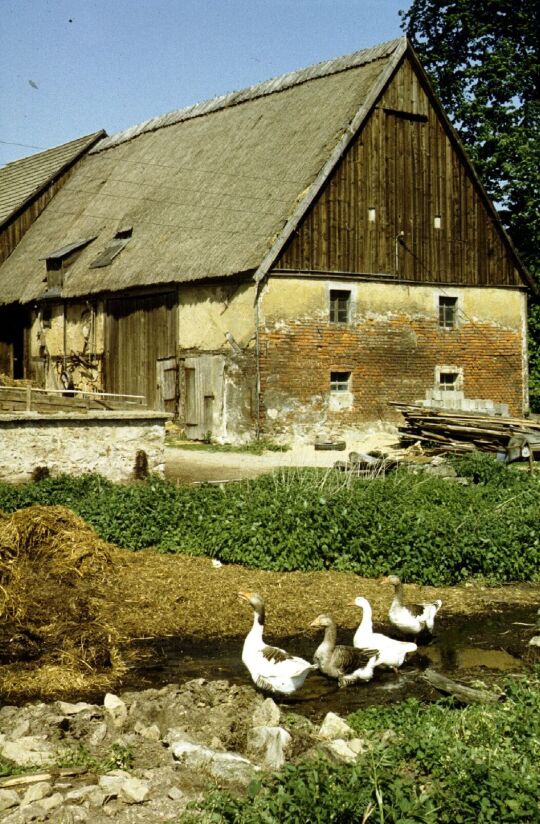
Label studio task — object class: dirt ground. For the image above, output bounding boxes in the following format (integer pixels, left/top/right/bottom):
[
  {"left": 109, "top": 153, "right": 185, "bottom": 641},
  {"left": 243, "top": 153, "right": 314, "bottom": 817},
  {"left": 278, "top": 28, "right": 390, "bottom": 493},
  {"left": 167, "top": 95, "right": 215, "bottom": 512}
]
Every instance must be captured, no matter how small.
[
  {"left": 106, "top": 549, "right": 540, "bottom": 649},
  {"left": 119, "top": 437, "right": 540, "bottom": 644}
]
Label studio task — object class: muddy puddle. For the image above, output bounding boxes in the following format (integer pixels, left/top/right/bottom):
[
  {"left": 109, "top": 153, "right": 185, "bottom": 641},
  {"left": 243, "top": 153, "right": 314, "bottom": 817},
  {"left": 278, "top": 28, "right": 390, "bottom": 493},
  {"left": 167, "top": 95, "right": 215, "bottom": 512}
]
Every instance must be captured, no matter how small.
[{"left": 123, "top": 604, "right": 538, "bottom": 721}]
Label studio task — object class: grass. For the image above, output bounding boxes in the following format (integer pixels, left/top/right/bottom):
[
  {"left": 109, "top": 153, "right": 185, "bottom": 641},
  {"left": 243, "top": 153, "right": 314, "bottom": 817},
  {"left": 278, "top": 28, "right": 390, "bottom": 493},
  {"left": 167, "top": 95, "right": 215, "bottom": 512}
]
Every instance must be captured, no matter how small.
[{"left": 165, "top": 435, "right": 289, "bottom": 454}]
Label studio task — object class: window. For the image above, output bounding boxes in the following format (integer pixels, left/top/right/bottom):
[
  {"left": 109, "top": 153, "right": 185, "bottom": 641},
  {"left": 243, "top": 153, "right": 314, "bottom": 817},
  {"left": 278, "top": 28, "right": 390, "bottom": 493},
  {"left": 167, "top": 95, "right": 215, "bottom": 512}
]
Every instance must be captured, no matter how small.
[
  {"left": 41, "top": 304, "right": 52, "bottom": 329},
  {"left": 330, "top": 371, "right": 351, "bottom": 392},
  {"left": 438, "top": 370, "right": 460, "bottom": 391},
  {"left": 329, "top": 289, "right": 351, "bottom": 323},
  {"left": 439, "top": 296, "right": 458, "bottom": 329}
]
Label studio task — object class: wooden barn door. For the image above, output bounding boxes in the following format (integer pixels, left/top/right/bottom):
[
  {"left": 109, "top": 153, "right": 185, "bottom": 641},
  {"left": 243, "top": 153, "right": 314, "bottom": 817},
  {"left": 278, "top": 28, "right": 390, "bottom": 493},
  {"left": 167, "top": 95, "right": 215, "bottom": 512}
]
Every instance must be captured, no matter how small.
[
  {"left": 105, "top": 292, "right": 177, "bottom": 409},
  {"left": 183, "top": 354, "right": 224, "bottom": 440}
]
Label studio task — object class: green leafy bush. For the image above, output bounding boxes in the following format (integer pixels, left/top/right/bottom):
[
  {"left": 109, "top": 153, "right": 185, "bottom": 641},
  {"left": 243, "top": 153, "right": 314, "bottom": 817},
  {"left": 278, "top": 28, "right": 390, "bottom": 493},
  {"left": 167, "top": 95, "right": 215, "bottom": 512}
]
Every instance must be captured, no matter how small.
[{"left": 0, "top": 459, "right": 539, "bottom": 585}]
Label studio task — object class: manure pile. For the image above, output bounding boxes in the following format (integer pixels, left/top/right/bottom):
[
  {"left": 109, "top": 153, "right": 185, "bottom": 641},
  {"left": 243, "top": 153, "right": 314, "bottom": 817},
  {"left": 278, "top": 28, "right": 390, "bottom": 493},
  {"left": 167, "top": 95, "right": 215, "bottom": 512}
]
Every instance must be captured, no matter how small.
[{"left": 0, "top": 505, "right": 125, "bottom": 701}]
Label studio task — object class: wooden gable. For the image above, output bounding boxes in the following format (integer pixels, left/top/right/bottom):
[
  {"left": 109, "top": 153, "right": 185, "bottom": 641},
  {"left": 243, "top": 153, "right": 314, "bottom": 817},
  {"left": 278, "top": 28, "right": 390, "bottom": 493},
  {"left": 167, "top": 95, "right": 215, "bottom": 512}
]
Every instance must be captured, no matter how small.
[{"left": 275, "top": 52, "right": 526, "bottom": 290}]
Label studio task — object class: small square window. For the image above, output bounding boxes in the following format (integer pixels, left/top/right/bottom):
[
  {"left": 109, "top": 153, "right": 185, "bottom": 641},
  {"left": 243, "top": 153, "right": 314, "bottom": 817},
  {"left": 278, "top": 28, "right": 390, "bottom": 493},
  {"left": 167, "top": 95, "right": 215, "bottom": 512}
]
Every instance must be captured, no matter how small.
[
  {"left": 439, "top": 296, "right": 458, "bottom": 329},
  {"left": 330, "top": 371, "right": 351, "bottom": 392},
  {"left": 439, "top": 371, "right": 460, "bottom": 391},
  {"left": 329, "top": 289, "right": 351, "bottom": 323}
]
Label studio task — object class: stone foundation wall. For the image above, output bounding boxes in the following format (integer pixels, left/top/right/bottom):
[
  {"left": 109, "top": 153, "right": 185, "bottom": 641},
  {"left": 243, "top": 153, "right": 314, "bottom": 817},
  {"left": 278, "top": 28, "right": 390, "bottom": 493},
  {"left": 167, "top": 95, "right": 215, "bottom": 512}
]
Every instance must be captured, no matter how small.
[{"left": 0, "top": 412, "right": 169, "bottom": 483}]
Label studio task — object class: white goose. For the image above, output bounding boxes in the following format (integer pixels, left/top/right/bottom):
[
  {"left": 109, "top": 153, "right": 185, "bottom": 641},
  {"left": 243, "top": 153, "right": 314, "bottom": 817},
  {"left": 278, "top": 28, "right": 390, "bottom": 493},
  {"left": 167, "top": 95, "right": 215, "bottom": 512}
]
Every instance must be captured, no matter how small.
[
  {"left": 350, "top": 596, "right": 417, "bottom": 670},
  {"left": 238, "top": 591, "right": 316, "bottom": 695},
  {"left": 310, "top": 613, "right": 380, "bottom": 687},
  {"left": 383, "top": 575, "right": 442, "bottom": 636}
]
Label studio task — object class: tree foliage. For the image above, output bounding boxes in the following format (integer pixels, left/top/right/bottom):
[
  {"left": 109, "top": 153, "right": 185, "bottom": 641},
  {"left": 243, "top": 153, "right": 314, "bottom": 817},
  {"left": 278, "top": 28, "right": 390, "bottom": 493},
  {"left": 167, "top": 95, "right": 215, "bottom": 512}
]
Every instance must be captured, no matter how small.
[{"left": 401, "top": 1, "right": 540, "bottom": 408}]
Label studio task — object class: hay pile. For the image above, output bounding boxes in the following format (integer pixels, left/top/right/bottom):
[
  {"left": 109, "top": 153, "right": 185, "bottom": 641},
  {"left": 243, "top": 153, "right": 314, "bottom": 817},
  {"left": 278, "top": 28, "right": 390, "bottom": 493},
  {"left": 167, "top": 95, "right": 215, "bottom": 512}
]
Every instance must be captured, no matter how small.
[{"left": 0, "top": 505, "right": 125, "bottom": 701}]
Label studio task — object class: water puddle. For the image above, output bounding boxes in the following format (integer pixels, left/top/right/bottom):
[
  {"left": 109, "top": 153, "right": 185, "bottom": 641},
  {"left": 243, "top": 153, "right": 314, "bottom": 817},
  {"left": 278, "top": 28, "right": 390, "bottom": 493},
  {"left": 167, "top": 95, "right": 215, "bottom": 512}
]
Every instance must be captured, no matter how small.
[{"left": 122, "top": 604, "right": 536, "bottom": 720}]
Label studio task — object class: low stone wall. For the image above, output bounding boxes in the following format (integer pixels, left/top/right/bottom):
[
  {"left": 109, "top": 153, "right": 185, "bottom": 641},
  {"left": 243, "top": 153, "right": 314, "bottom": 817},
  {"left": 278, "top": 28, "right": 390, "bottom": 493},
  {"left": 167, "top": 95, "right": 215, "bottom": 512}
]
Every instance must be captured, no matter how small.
[{"left": 0, "top": 411, "right": 169, "bottom": 483}]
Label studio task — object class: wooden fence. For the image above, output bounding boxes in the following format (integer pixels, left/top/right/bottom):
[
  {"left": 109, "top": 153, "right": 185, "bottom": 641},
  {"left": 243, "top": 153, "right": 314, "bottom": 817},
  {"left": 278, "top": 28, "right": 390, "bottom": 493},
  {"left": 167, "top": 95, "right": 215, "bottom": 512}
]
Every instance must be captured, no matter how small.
[{"left": 0, "top": 385, "right": 147, "bottom": 414}]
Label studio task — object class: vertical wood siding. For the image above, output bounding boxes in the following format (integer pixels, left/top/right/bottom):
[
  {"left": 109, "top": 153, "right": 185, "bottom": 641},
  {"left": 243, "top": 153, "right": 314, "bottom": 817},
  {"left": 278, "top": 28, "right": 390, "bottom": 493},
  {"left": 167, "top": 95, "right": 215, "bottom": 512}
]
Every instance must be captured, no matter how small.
[
  {"left": 276, "top": 57, "right": 522, "bottom": 288},
  {"left": 105, "top": 292, "right": 177, "bottom": 408}
]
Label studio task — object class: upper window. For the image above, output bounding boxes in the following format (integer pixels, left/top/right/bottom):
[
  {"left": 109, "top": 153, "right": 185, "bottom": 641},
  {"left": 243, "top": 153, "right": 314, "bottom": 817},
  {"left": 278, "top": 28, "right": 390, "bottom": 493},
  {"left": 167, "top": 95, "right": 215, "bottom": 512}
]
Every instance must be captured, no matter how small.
[
  {"left": 438, "top": 370, "right": 460, "bottom": 391},
  {"left": 330, "top": 371, "right": 351, "bottom": 392},
  {"left": 439, "top": 296, "right": 458, "bottom": 329},
  {"left": 329, "top": 289, "right": 351, "bottom": 323}
]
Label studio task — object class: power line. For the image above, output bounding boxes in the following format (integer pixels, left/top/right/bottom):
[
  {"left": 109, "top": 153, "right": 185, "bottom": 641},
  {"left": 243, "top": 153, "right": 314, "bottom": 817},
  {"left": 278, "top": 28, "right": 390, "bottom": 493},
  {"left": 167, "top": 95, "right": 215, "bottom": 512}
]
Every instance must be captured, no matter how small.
[{"left": 0, "top": 139, "right": 48, "bottom": 151}]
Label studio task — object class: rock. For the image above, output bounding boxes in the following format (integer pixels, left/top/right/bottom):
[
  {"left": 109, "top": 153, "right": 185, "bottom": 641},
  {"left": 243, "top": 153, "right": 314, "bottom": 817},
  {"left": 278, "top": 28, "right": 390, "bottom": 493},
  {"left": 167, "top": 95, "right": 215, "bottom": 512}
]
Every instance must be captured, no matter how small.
[
  {"left": 528, "top": 635, "right": 540, "bottom": 647},
  {"left": 104, "top": 693, "right": 128, "bottom": 728},
  {"left": 88, "top": 721, "right": 108, "bottom": 746},
  {"left": 252, "top": 697, "right": 280, "bottom": 727},
  {"left": 318, "top": 712, "right": 355, "bottom": 741},
  {"left": 21, "top": 781, "right": 52, "bottom": 805},
  {"left": 320, "top": 738, "right": 362, "bottom": 764},
  {"left": 247, "top": 726, "right": 291, "bottom": 769},
  {"left": 171, "top": 741, "right": 258, "bottom": 786},
  {"left": 133, "top": 721, "right": 161, "bottom": 741},
  {"left": 56, "top": 701, "right": 94, "bottom": 715},
  {"left": 119, "top": 776, "right": 150, "bottom": 804},
  {"left": 0, "top": 789, "right": 19, "bottom": 812},
  {"left": 65, "top": 786, "right": 106, "bottom": 807},
  {"left": 99, "top": 769, "right": 132, "bottom": 797},
  {"left": 37, "top": 792, "right": 64, "bottom": 813},
  {"left": 11, "top": 720, "right": 31, "bottom": 739},
  {"left": 168, "top": 786, "right": 185, "bottom": 801},
  {"left": 0, "top": 736, "right": 55, "bottom": 767}
]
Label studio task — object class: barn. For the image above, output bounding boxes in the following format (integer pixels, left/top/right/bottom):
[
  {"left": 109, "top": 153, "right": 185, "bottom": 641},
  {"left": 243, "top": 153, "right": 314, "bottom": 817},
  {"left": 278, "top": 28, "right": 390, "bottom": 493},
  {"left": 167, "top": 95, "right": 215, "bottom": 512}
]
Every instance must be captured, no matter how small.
[{"left": 0, "top": 38, "right": 534, "bottom": 443}]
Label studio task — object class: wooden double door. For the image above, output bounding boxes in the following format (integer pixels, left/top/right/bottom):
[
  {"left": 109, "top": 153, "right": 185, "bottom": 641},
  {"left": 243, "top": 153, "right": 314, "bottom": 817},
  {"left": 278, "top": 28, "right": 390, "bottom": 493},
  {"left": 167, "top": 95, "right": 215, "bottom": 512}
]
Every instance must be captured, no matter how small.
[{"left": 105, "top": 292, "right": 177, "bottom": 411}]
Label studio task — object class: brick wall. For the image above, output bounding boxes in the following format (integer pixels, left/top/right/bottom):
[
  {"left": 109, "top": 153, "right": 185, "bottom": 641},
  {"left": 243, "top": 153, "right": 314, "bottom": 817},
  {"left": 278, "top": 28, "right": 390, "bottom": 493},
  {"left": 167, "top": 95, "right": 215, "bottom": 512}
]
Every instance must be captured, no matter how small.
[{"left": 258, "top": 313, "right": 523, "bottom": 439}]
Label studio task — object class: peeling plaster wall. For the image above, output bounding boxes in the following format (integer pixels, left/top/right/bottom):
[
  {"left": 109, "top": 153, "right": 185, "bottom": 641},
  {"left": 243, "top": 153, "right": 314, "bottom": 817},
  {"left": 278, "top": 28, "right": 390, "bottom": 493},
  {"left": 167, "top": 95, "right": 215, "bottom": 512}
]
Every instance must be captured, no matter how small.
[
  {"left": 178, "top": 282, "right": 256, "bottom": 350},
  {"left": 258, "top": 276, "right": 527, "bottom": 442},
  {"left": 30, "top": 300, "right": 104, "bottom": 393}
]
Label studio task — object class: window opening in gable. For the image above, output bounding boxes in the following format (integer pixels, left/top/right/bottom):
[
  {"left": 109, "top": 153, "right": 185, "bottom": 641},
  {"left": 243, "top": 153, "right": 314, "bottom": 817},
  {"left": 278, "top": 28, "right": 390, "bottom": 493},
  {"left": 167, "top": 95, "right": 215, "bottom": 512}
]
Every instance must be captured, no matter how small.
[
  {"left": 329, "top": 289, "right": 351, "bottom": 323},
  {"left": 439, "top": 296, "right": 458, "bottom": 329},
  {"left": 330, "top": 371, "right": 351, "bottom": 392}
]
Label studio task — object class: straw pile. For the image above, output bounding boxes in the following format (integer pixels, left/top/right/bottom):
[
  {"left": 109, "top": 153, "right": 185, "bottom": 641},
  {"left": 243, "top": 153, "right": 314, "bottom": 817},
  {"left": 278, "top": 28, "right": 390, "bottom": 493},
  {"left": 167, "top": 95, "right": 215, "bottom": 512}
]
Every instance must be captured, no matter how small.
[{"left": 0, "top": 505, "right": 125, "bottom": 700}]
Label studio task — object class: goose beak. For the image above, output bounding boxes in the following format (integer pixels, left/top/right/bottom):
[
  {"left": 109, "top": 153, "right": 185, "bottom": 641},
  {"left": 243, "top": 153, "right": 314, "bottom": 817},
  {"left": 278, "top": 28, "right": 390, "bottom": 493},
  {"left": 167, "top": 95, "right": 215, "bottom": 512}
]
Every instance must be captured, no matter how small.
[
  {"left": 310, "top": 616, "right": 321, "bottom": 627},
  {"left": 238, "top": 591, "right": 251, "bottom": 602},
  {"left": 381, "top": 576, "right": 389, "bottom": 584},
  {"left": 347, "top": 599, "right": 358, "bottom": 606}
]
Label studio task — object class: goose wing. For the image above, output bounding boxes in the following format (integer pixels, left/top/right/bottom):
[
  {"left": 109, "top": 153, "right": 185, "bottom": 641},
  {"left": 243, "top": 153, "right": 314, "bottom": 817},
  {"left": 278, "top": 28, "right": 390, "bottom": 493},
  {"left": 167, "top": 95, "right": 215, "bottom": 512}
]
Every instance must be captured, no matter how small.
[
  {"left": 334, "top": 645, "right": 379, "bottom": 675},
  {"left": 258, "top": 644, "right": 314, "bottom": 677}
]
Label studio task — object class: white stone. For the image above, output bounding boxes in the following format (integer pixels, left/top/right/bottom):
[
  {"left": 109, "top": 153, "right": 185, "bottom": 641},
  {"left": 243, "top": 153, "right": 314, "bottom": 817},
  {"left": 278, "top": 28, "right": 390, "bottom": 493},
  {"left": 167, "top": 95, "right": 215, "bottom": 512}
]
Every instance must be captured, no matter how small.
[
  {"left": 134, "top": 721, "right": 161, "bottom": 741},
  {"left": 37, "top": 792, "right": 63, "bottom": 813},
  {"left": 528, "top": 635, "right": 540, "bottom": 647},
  {"left": 10, "top": 720, "right": 31, "bottom": 739},
  {"left": 168, "top": 786, "right": 185, "bottom": 801},
  {"left": 88, "top": 722, "right": 108, "bottom": 746},
  {"left": 66, "top": 786, "right": 105, "bottom": 807},
  {"left": 0, "top": 736, "right": 54, "bottom": 767},
  {"left": 252, "top": 697, "right": 280, "bottom": 727},
  {"left": 21, "top": 781, "right": 52, "bottom": 805},
  {"left": 99, "top": 770, "right": 131, "bottom": 797},
  {"left": 322, "top": 738, "right": 360, "bottom": 764},
  {"left": 318, "top": 712, "right": 354, "bottom": 741},
  {"left": 57, "top": 701, "right": 94, "bottom": 715},
  {"left": 119, "top": 777, "right": 150, "bottom": 804},
  {"left": 104, "top": 693, "right": 128, "bottom": 728},
  {"left": 247, "top": 725, "right": 291, "bottom": 769},
  {"left": 0, "top": 789, "right": 19, "bottom": 812}
]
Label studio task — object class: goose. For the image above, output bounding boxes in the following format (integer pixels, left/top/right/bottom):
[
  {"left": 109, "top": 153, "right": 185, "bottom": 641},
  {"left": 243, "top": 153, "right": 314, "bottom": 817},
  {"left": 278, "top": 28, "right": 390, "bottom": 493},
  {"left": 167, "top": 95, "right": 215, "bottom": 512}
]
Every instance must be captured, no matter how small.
[
  {"left": 383, "top": 575, "right": 442, "bottom": 637},
  {"left": 238, "top": 591, "right": 316, "bottom": 695},
  {"left": 350, "top": 596, "right": 417, "bottom": 670},
  {"left": 310, "top": 613, "right": 380, "bottom": 687}
]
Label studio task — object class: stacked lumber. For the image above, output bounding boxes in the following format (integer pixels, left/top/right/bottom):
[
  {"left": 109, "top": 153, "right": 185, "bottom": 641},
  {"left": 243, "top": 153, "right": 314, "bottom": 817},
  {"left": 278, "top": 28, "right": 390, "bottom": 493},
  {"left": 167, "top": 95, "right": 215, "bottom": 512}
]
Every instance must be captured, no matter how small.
[{"left": 391, "top": 403, "right": 540, "bottom": 454}]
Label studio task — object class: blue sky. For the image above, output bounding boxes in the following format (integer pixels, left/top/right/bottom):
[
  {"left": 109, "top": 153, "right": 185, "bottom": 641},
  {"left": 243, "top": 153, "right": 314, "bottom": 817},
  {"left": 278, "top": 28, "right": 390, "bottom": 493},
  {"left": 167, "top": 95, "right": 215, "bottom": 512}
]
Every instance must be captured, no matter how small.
[{"left": 0, "top": 0, "right": 407, "bottom": 167}]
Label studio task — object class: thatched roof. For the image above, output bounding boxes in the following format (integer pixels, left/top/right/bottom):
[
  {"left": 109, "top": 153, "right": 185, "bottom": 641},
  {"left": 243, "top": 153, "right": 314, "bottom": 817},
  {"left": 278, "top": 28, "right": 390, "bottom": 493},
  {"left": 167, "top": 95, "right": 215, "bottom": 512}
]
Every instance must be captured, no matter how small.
[
  {"left": 0, "top": 132, "right": 105, "bottom": 227},
  {"left": 0, "top": 38, "right": 406, "bottom": 304}
]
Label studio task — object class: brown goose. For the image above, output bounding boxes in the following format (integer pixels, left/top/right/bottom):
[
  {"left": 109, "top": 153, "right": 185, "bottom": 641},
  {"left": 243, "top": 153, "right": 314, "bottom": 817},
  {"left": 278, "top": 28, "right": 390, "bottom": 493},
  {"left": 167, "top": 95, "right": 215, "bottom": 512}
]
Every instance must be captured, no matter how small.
[
  {"left": 383, "top": 575, "right": 442, "bottom": 636},
  {"left": 238, "top": 591, "right": 316, "bottom": 695},
  {"left": 310, "top": 613, "right": 380, "bottom": 687}
]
